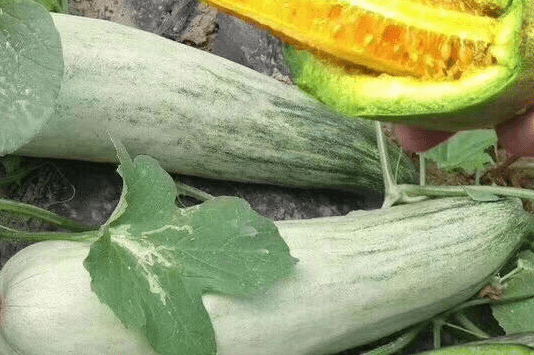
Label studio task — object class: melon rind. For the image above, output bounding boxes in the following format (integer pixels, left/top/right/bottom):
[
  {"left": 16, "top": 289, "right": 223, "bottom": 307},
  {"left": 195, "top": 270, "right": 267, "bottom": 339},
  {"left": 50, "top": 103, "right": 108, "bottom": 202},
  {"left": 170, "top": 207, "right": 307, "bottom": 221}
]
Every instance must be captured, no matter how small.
[{"left": 284, "top": 0, "right": 533, "bottom": 131}]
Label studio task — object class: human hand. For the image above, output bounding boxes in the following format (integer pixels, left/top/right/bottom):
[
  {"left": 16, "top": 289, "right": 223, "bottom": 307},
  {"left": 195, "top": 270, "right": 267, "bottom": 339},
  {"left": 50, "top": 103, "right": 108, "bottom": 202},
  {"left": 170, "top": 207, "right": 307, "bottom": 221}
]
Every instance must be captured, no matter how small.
[{"left": 394, "top": 107, "right": 534, "bottom": 157}]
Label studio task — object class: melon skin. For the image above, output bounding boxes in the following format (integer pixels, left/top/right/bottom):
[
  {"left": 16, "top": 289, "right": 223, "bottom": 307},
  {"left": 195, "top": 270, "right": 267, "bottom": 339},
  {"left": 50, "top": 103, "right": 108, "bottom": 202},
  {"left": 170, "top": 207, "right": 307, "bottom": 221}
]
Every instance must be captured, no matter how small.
[
  {"left": 16, "top": 13, "right": 418, "bottom": 193},
  {"left": 0, "top": 241, "right": 159, "bottom": 355},
  {"left": 0, "top": 197, "right": 530, "bottom": 355}
]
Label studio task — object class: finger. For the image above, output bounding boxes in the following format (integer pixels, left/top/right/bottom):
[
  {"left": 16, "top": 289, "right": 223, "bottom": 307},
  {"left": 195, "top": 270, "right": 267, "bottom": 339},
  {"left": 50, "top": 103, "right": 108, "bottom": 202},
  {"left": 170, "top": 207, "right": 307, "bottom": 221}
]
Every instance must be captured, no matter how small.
[
  {"left": 393, "top": 125, "right": 455, "bottom": 153},
  {"left": 496, "top": 109, "right": 534, "bottom": 157}
]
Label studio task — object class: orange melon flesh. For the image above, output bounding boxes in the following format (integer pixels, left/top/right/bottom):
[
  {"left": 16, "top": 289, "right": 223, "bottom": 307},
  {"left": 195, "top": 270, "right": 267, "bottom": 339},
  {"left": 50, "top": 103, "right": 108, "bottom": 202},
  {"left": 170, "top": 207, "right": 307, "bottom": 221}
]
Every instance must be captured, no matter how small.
[
  {"left": 200, "top": 0, "right": 533, "bottom": 132},
  {"left": 202, "top": 0, "right": 505, "bottom": 80}
]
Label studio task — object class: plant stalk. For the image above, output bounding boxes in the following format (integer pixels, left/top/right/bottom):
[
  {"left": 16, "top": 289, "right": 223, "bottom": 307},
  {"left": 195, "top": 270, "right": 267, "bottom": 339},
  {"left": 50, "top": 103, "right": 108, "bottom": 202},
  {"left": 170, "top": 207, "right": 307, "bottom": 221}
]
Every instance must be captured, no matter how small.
[
  {"left": 454, "top": 312, "right": 491, "bottom": 339},
  {"left": 443, "top": 321, "right": 489, "bottom": 339},
  {"left": 359, "top": 323, "right": 427, "bottom": 355},
  {"left": 0, "top": 198, "right": 98, "bottom": 232},
  {"left": 0, "top": 225, "right": 100, "bottom": 242},
  {"left": 174, "top": 180, "right": 215, "bottom": 202},
  {"left": 419, "top": 153, "right": 426, "bottom": 186},
  {"left": 375, "top": 121, "right": 427, "bottom": 207},
  {"left": 398, "top": 184, "right": 534, "bottom": 202},
  {"left": 433, "top": 318, "right": 444, "bottom": 349}
]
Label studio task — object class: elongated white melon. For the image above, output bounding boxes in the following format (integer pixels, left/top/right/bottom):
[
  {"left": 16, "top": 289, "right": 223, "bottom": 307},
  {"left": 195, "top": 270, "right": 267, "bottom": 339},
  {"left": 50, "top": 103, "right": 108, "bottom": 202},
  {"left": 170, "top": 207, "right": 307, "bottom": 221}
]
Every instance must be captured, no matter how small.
[
  {"left": 0, "top": 197, "right": 531, "bottom": 355},
  {"left": 15, "top": 13, "right": 416, "bottom": 192}
]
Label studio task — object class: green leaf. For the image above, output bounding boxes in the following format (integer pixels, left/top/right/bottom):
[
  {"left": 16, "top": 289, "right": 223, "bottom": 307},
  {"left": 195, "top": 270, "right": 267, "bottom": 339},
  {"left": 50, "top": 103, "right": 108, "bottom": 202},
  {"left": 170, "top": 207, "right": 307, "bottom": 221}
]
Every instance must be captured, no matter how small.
[
  {"left": 0, "top": 0, "right": 63, "bottom": 155},
  {"left": 0, "top": 155, "right": 32, "bottom": 187},
  {"left": 416, "top": 343, "right": 534, "bottom": 354},
  {"left": 517, "top": 250, "right": 534, "bottom": 272},
  {"left": 492, "top": 251, "right": 534, "bottom": 334},
  {"left": 462, "top": 186, "right": 500, "bottom": 202},
  {"left": 84, "top": 142, "right": 296, "bottom": 355},
  {"left": 424, "top": 130, "right": 497, "bottom": 173},
  {"left": 30, "top": 0, "right": 68, "bottom": 12}
]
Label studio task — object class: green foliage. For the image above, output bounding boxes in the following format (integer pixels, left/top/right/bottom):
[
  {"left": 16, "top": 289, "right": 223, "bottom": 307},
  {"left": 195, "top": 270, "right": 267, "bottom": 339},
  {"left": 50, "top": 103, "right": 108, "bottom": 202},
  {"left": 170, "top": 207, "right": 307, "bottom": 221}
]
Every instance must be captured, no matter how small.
[
  {"left": 84, "top": 141, "right": 296, "bottom": 355},
  {"left": 492, "top": 250, "right": 534, "bottom": 334},
  {"left": 31, "top": 0, "right": 68, "bottom": 12},
  {"left": 424, "top": 130, "right": 497, "bottom": 173},
  {"left": 0, "top": 0, "right": 63, "bottom": 155},
  {"left": 416, "top": 343, "right": 534, "bottom": 354},
  {"left": 0, "top": 156, "right": 32, "bottom": 187},
  {"left": 461, "top": 186, "right": 500, "bottom": 202}
]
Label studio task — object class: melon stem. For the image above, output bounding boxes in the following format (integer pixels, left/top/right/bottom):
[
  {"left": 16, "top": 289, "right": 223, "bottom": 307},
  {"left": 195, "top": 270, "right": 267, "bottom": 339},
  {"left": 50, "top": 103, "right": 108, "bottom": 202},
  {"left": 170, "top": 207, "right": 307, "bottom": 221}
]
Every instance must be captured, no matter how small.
[
  {"left": 374, "top": 121, "right": 534, "bottom": 204},
  {"left": 0, "top": 198, "right": 98, "bottom": 232},
  {"left": 375, "top": 121, "right": 427, "bottom": 207},
  {"left": 358, "top": 323, "right": 426, "bottom": 355}
]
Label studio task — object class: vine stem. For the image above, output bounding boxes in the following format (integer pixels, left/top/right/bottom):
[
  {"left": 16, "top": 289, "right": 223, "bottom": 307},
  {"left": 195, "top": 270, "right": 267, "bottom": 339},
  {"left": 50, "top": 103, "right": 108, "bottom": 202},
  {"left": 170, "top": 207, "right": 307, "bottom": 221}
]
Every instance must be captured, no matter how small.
[
  {"left": 375, "top": 121, "right": 426, "bottom": 207},
  {"left": 441, "top": 292, "right": 534, "bottom": 319},
  {"left": 374, "top": 121, "right": 534, "bottom": 205},
  {"left": 0, "top": 198, "right": 98, "bottom": 232},
  {"left": 0, "top": 225, "right": 100, "bottom": 242},
  {"left": 443, "top": 321, "right": 489, "bottom": 339},
  {"left": 0, "top": 179, "right": 216, "bottom": 241},
  {"left": 359, "top": 323, "right": 427, "bottom": 355},
  {"left": 174, "top": 180, "right": 215, "bottom": 202},
  {"left": 375, "top": 121, "right": 397, "bottom": 198},
  {"left": 398, "top": 183, "right": 534, "bottom": 201},
  {"left": 433, "top": 318, "right": 444, "bottom": 349},
  {"left": 419, "top": 154, "right": 426, "bottom": 186},
  {"left": 454, "top": 312, "right": 491, "bottom": 339}
]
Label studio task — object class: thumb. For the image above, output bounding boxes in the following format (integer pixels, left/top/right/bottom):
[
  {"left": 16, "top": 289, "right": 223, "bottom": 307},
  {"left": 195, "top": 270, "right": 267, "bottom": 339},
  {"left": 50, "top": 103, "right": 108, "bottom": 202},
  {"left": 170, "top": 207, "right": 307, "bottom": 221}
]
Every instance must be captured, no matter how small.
[
  {"left": 497, "top": 108, "right": 534, "bottom": 157},
  {"left": 393, "top": 125, "right": 455, "bottom": 153}
]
